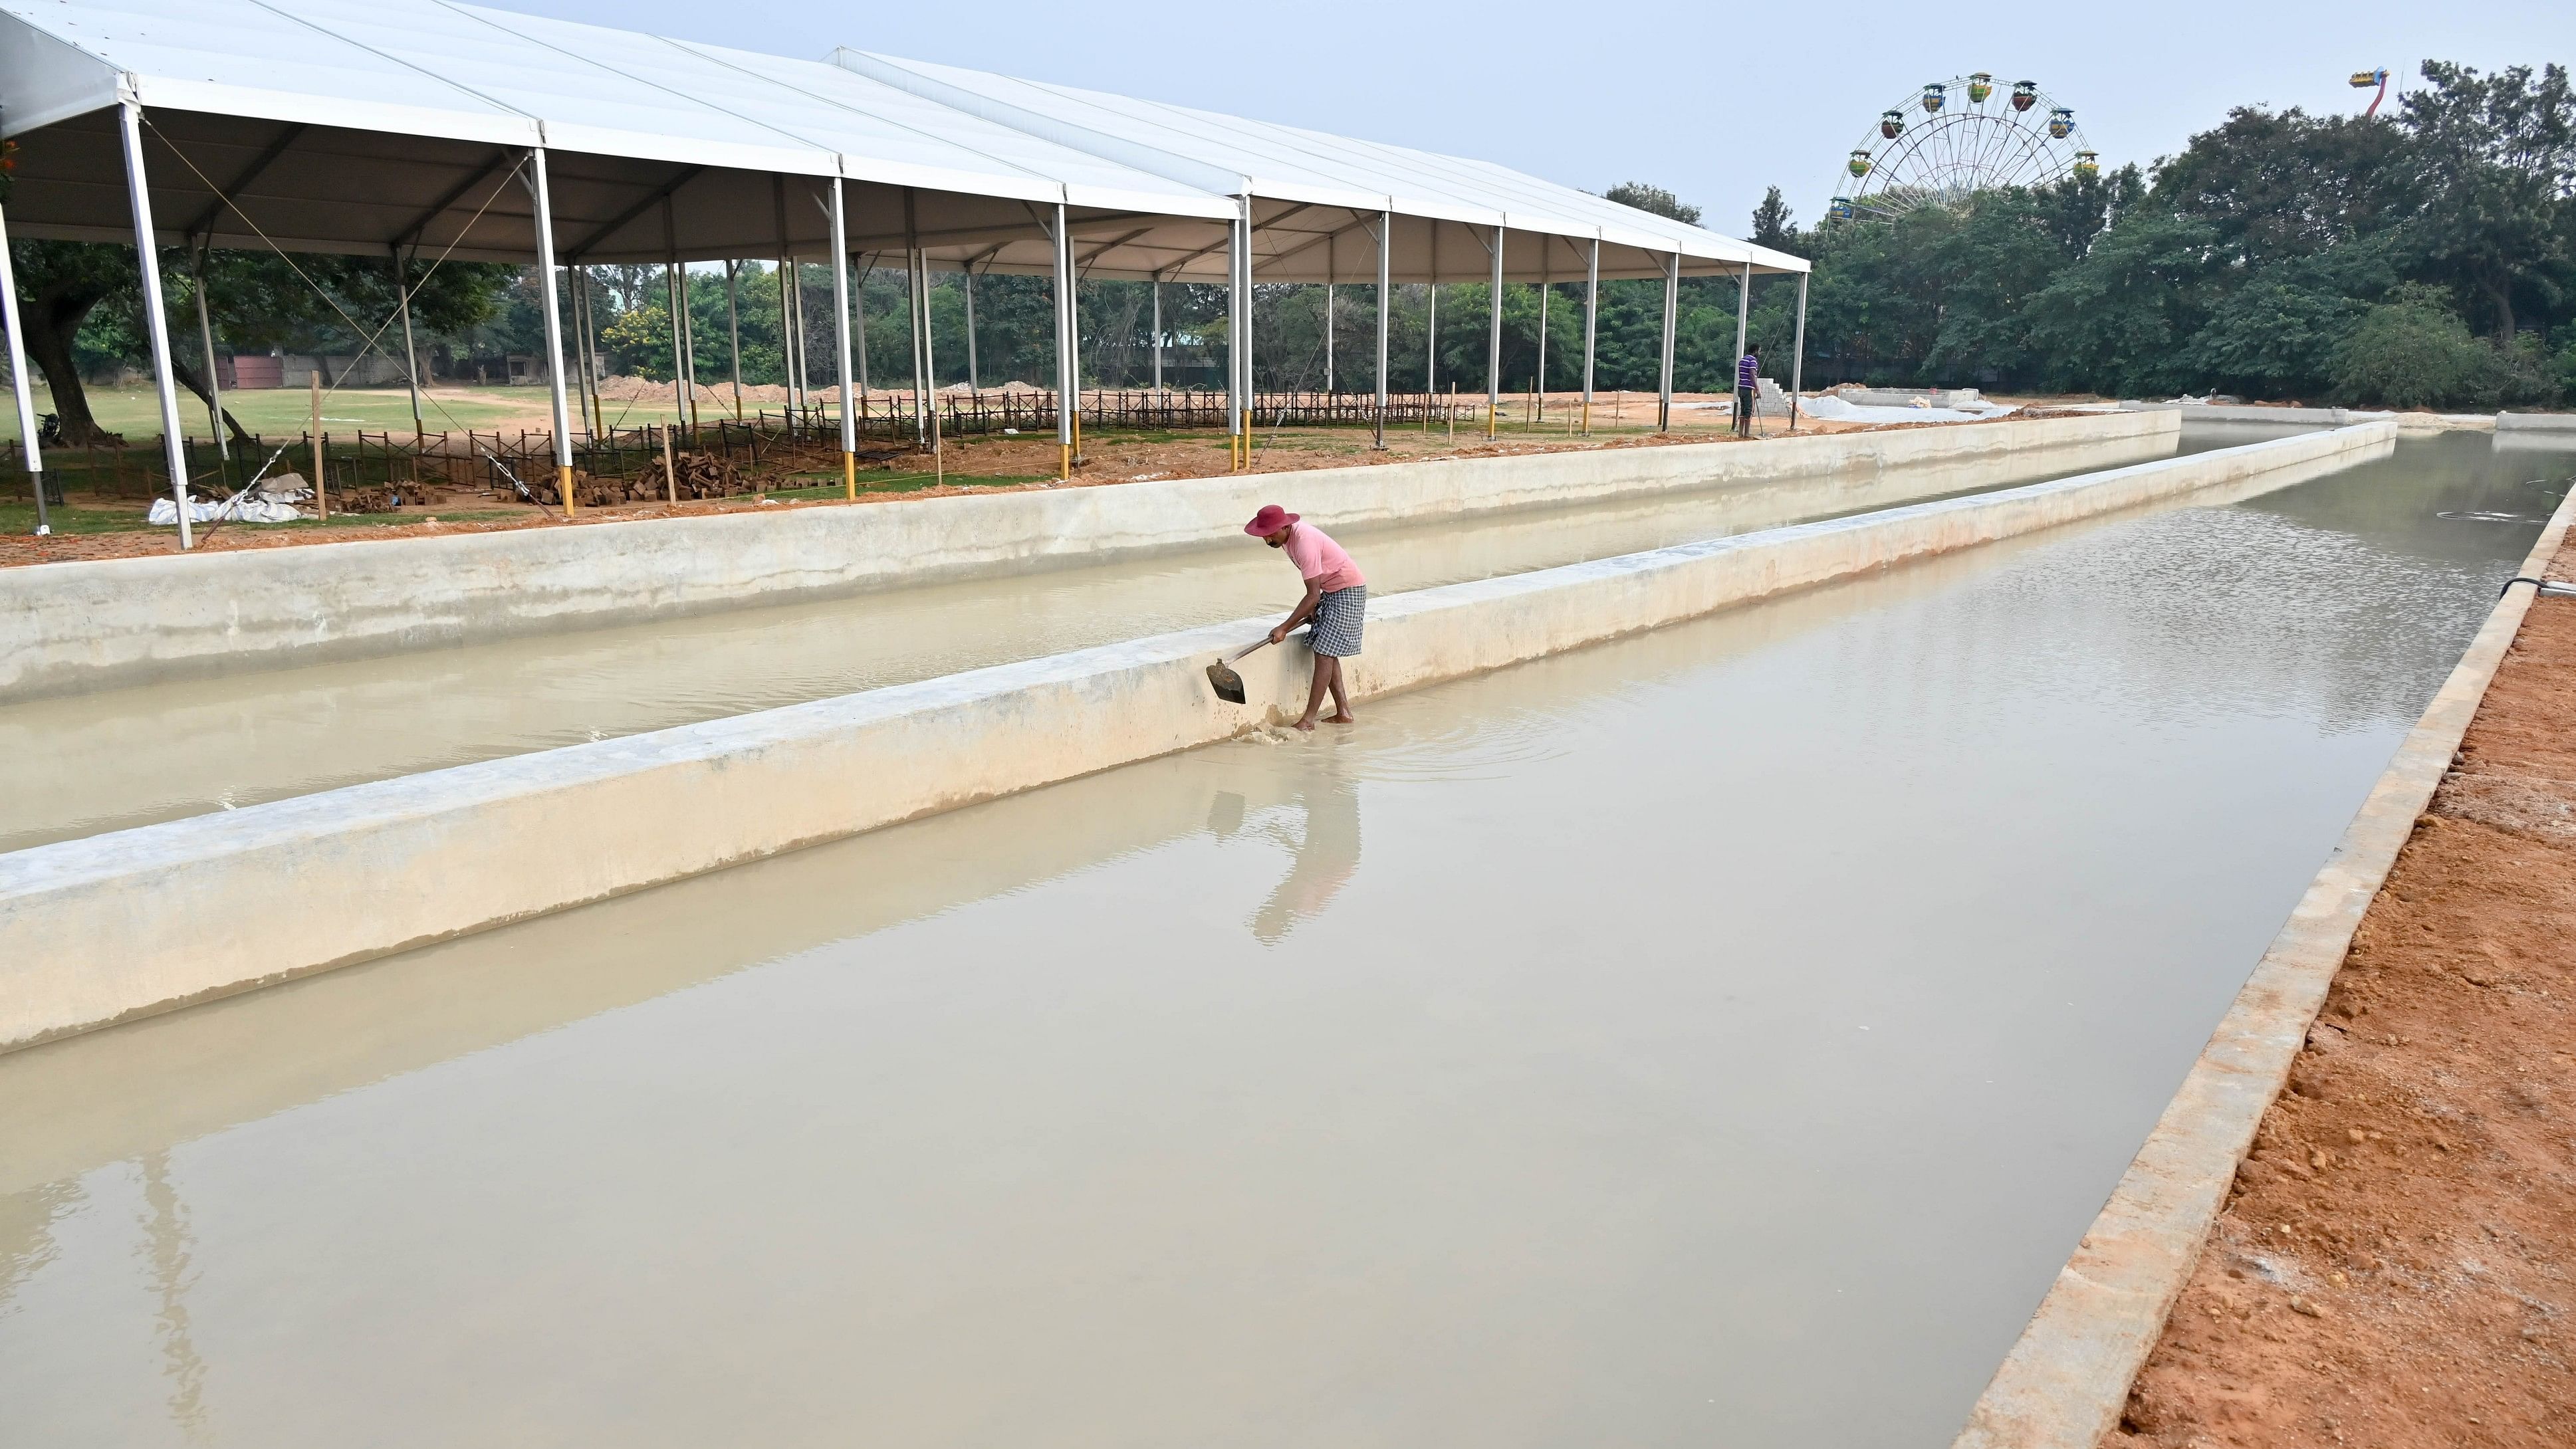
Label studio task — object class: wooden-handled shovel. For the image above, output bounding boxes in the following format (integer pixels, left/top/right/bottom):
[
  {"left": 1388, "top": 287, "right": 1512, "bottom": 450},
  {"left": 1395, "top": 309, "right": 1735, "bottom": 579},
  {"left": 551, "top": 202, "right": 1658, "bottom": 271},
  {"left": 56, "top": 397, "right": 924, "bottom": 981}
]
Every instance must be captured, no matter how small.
[{"left": 1204, "top": 636, "right": 1275, "bottom": 705}]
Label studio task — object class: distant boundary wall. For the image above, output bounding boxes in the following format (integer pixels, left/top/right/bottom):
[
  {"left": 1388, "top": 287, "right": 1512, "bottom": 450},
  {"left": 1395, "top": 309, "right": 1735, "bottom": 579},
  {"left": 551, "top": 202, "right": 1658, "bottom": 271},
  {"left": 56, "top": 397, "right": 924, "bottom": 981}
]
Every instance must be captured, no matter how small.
[
  {"left": 0, "top": 421, "right": 2387, "bottom": 1054},
  {"left": 0, "top": 412, "right": 2175, "bottom": 701}
]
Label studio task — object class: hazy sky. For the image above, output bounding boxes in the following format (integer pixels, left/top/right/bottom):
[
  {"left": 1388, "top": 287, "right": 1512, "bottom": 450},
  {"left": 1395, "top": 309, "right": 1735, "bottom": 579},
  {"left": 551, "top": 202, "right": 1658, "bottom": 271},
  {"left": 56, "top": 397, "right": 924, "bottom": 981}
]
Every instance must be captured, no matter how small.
[{"left": 503, "top": 0, "right": 2571, "bottom": 239}]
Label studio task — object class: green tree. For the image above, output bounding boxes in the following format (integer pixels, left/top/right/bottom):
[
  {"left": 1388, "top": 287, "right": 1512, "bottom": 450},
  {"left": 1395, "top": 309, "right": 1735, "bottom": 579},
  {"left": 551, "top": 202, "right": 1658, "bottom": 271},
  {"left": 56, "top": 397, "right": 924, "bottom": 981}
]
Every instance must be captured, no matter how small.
[
  {"left": 2396, "top": 61, "right": 2574, "bottom": 340},
  {"left": 1603, "top": 182, "right": 1700, "bottom": 225},
  {"left": 1750, "top": 187, "right": 1795, "bottom": 249},
  {"left": 2329, "top": 284, "right": 2562, "bottom": 407},
  {"left": 2021, "top": 214, "right": 2220, "bottom": 397},
  {"left": 8, "top": 239, "right": 512, "bottom": 444}
]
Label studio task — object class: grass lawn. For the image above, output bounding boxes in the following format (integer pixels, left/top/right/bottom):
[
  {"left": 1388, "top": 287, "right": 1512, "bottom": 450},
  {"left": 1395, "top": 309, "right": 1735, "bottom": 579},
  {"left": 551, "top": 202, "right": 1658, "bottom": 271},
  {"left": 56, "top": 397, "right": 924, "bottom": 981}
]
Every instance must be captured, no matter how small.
[
  {"left": 1, "top": 501, "right": 150, "bottom": 535},
  {"left": 4, "top": 386, "right": 538, "bottom": 443}
]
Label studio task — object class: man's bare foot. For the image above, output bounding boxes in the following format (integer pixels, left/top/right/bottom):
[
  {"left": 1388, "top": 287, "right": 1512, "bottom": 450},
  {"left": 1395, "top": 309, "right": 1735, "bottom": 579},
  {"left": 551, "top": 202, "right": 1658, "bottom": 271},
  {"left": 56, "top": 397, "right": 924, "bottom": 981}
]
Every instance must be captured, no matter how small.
[
  {"left": 1292, "top": 717, "right": 1318, "bottom": 732},
  {"left": 1324, "top": 712, "right": 1355, "bottom": 724}
]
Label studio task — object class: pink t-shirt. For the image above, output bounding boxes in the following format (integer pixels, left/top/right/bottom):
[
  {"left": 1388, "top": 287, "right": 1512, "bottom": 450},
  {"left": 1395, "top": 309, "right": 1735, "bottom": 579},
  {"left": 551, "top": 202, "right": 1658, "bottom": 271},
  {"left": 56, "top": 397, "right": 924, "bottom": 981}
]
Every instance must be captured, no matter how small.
[{"left": 1281, "top": 522, "right": 1365, "bottom": 592}]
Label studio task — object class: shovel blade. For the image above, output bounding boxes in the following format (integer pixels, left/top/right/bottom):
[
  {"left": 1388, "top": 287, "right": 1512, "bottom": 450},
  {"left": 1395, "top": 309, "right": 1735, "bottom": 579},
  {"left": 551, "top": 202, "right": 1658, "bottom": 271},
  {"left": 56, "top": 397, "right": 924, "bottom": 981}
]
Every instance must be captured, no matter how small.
[{"left": 1205, "top": 660, "right": 1246, "bottom": 705}]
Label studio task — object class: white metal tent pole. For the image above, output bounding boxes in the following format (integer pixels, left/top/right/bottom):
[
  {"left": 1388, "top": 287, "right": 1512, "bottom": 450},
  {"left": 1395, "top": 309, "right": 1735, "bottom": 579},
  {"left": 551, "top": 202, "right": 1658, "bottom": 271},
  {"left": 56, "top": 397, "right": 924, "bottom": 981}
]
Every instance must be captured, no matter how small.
[
  {"left": 196, "top": 250, "right": 229, "bottom": 459},
  {"left": 1373, "top": 209, "right": 1389, "bottom": 451},
  {"left": 576, "top": 269, "right": 602, "bottom": 438},
  {"left": 664, "top": 261, "right": 685, "bottom": 428},
  {"left": 725, "top": 259, "right": 742, "bottom": 421},
  {"left": 1224, "top": 205, "right": 1243, "bottom": 471},
  {"left": 1065, "top": 249, "right": 1084, "bottom": 462},
  {"left": 904, "top": 190, "right": 924, "bottom": 448},
  {"left": 1789, "top": 272, "right": 1810, "bottom": 434},
  {"left": 1484, "top": 224, "right": 1502, "bottom": 437},
  {"left": 1324, "top": 282, "right": 1334, "bottom": 396},
  {"left": 679, "top": 264, "right": 700, "bottom": 435},
  {"left": 854, "top": 254, "right": 871, "bottom": 397},
  {"left": 663, "top": 201, "right": 687, "bottom": 432},
  {"left": 917, "top": 259, "right": 939, "bottom": 457},
  {"left": 917, "top": 252, "right": 937, "bottom": 443},
  {"left": 1581, "top": 238, "right": 1598, "bottom": 434},
  {"left": 786, "top": 259, "right": 807, "bottom": 414},
  {"left": 828, "top": 177, "right": 856, "bottom": 500},
  {"left": 912, "top": 252, "right": 931, "bottom": 444},
  {"left": 1424, "top": 222, "right": 1437, "bottom": 417},
  {"left": 1148, "top": 277, "right": 1161, "bottom": 394},
  {"left": 1425, "top": 282, "right": 1437, "bottom": 405},
  {"left": 390, "top": 251, "right": 420, "bottom": 445},
  {"left": 528, "top": 146, "right": 575, "bottom": 518},
  {"left": 118, "top": 102, "right": 195, "bottom": 550},
  {"left": 1236, "top": 198, "right": 1254, "bottom": 468},
  {"left": 0, "top": 201, "right": 51, "bottom": 536},
  {"left": 1534, "top": 257, "right": 1548, "bottom": 425},
  {"left": 1657, "top": 253, "right": 1677, "bottom": 433},
  {"left": 1052, "top": 203, "right": 1074, "bottom": 481},
  {"left": 1732, "top": 257, "right": 1752, "bottom": 435},
  {"left": 773, "top": 177, "right": 800, "bottom": 416},
  {"left": 965, "top": 265, "right": 981, "bottom": 391},
  {"left": 566, "top": 269, "right": 589, "bottom": 439}
]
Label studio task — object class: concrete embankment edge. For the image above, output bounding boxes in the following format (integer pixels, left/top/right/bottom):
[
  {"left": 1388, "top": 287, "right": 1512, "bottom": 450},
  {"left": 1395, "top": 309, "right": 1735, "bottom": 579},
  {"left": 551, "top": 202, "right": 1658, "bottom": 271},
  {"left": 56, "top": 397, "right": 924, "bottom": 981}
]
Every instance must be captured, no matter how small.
[
  {"left": 0, "top": 421, "right": 2384, "bottom": 1053},
  {"left": 2123, "top": 400, "right": 2497, "bottom": 434},
  {"left": 1950, "top": 451, "right": 2576, "bottom": 1449},
  {"left": 0, "top": 412, "right": 2174, "bottom": 701}
]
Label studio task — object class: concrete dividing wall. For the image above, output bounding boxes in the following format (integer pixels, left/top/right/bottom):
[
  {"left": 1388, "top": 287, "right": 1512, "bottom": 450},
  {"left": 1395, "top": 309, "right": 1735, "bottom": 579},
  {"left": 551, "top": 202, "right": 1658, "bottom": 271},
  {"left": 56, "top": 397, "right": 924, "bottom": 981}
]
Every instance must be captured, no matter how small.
[
  {"left": 1951, "top": 445, "right": 2576, "bottom": 1449},
  {"left": 2125, "top": 400, "right": 2496, "bottom": 435},
  {"left": 0, "top": 411, "right": 2174, "bottom": 701},
  {"left": 0, "top": 421, "right": 2385, "bottom": 1053},
  {"left": 2498, "top": 411, "right": 2576, "bottom": 434}
]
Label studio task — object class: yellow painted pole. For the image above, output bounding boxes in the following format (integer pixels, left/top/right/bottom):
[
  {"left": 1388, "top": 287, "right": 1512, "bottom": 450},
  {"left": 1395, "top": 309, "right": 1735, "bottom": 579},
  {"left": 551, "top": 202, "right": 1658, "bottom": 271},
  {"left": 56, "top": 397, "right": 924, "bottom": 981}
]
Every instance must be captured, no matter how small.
[{"left": 843, "top": 449, "right": 856, "bottom": 501}]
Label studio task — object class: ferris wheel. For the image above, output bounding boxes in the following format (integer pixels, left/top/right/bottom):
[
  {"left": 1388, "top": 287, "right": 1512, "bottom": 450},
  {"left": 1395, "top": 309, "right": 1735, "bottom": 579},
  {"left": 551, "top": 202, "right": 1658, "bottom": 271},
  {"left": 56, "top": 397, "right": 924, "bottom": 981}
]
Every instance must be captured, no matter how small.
[{"left": 1828, "top": 74, "right": 2096, "bottom": 223}]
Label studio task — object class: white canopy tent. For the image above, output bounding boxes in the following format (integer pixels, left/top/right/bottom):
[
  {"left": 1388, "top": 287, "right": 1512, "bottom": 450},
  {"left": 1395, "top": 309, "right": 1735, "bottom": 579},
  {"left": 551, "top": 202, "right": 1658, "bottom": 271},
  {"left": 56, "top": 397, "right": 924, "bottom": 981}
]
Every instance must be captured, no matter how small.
[
  {"left": 832, "top": 49, "right": 1810, "bottom": 442},
  {"left": 0, "top": 0, "right": 1810, "bottom": 546}
]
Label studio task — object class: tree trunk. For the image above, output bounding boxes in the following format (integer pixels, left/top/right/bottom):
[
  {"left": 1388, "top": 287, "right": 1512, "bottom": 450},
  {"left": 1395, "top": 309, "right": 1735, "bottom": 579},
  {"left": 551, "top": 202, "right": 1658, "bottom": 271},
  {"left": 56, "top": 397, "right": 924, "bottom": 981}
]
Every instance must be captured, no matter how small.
[
  {"left": 2489, "top": 281, "right": 2517, "bottom": 344},
  {"left": 164, "top": 351, "right": 257, "bottom": 453},
  {"left": 21, "top": 282, "right": 115, "bottom": 445}
]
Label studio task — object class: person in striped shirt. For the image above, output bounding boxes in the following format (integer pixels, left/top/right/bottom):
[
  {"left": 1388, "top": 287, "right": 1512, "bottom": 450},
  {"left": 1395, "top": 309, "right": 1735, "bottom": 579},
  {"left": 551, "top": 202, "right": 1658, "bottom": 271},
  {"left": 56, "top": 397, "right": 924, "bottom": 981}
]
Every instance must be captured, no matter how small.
[{"left": 1734, "top": 344, "right": 1761, "bottom": 438}]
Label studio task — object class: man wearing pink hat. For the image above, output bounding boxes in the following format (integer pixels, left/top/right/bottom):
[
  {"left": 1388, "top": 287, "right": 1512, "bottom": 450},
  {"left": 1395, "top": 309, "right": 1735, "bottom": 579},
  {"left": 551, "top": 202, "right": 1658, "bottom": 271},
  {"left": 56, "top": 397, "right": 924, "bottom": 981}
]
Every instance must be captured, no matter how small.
[{"left": 1245, "top": 503, "right": 1367, "bottom": 730}]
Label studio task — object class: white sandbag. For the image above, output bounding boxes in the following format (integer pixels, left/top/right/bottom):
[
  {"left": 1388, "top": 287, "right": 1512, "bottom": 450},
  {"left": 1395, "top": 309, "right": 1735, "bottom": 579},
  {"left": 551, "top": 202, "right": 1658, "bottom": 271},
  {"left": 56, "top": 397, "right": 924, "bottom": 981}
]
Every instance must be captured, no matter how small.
[{"left": 148, "top": 496, "right": 310, "bottom": 525}]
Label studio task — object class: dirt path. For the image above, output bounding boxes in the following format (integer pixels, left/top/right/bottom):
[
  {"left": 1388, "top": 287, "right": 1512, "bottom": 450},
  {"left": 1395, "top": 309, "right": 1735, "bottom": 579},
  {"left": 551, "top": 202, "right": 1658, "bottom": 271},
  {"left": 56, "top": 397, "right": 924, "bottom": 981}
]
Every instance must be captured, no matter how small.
[{"left": 2107, "top": 544, "right": 2576, "bottom": 1449}]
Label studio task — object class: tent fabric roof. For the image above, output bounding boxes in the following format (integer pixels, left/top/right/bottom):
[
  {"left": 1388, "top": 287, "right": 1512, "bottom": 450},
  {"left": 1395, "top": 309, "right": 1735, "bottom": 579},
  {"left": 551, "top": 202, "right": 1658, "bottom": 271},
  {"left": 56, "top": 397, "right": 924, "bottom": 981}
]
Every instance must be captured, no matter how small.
[
  {"left": 830, "top": 49, "right": 1802, "bottom": 279},
  {"left": 0, "top": 0, "right": 1234, "bottom": 212},
  {"left": 0, "top": 0, "right": 1802, "bottom": 281}
]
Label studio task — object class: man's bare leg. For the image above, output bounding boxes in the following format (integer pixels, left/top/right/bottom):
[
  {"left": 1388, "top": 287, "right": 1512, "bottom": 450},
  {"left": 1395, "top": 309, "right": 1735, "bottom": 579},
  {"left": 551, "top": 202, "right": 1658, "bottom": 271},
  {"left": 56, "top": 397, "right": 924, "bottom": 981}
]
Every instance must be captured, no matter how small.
[
  {"left": 1295, "top": 655, "right": 1332, "bottom": 730},
  {"left": 1323, "top": 657, "right": 1353, "bottom": 723}
]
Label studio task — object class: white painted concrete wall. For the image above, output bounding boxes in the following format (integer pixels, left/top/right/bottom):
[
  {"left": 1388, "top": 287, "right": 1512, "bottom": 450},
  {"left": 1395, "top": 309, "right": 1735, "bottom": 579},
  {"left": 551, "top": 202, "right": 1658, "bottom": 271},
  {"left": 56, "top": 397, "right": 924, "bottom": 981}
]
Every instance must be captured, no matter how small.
[
  {"left": 0, "top": 413, "right": 2175, "bottom": 700},
  {"left": 0, "top": 421, "right": 2385, "bottom": 1053}
]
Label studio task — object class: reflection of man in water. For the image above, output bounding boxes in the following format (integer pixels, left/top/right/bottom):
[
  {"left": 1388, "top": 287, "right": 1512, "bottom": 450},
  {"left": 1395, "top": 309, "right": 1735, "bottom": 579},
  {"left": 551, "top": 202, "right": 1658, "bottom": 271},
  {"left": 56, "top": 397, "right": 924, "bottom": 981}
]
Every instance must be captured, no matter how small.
[{"left": 1215, "top": 775, "right": 1363, "bottom": 945}]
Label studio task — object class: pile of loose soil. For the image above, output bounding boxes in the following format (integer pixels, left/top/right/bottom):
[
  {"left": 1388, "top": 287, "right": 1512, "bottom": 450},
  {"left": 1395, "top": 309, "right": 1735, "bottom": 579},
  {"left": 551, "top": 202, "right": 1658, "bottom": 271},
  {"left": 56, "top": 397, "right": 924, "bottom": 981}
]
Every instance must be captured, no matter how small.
[{"left": 2107, "top": 544, "right": 2576, "bottom": 1449}]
